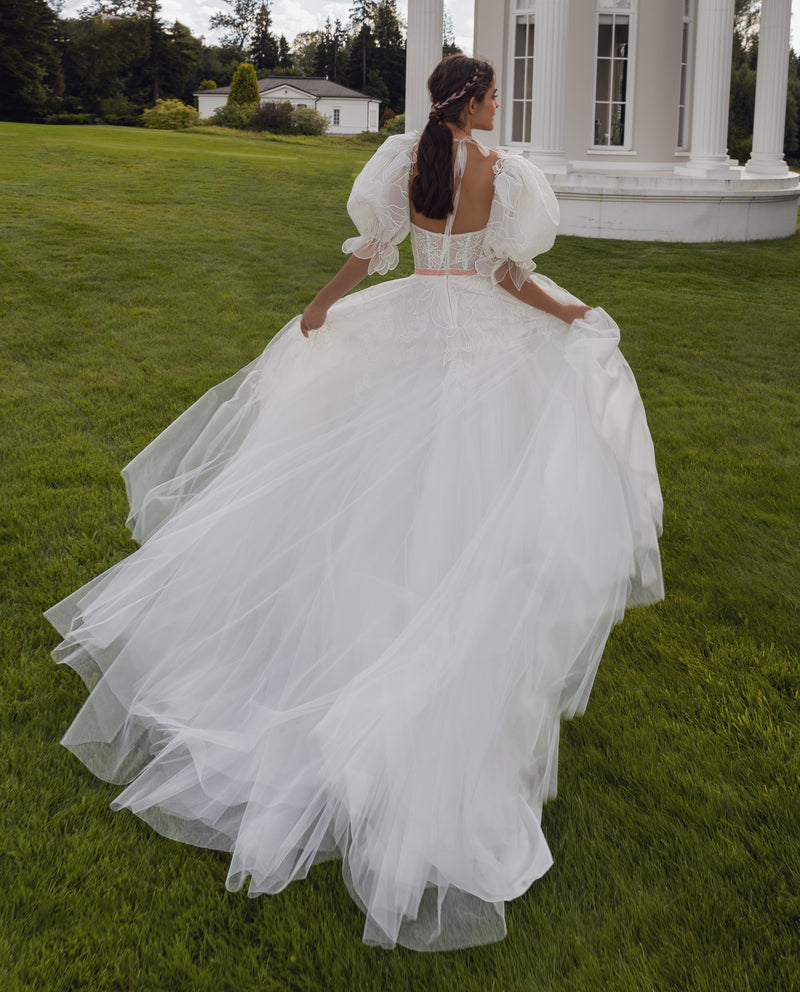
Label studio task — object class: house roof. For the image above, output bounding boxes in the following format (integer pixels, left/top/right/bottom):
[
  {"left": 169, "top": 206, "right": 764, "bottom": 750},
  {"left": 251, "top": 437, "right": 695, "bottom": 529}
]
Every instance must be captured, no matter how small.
[{"left": 195, "top": 77, "right": 378, "bottom": 102}]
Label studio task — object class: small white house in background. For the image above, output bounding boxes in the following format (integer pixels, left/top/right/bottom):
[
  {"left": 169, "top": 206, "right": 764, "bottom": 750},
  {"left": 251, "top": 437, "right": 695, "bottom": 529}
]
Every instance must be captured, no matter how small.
[
  {"left": 195, "top": 77, "right": 381, "bottom": 134},
  {"left": 405, "top": 0, "right": 799, "bottom": 241}
]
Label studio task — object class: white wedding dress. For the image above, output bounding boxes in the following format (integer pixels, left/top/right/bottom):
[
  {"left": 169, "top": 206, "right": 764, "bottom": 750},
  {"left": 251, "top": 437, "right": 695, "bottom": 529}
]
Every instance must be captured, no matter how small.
[{"left": 46, "top": 134, "right": 663, "bottom": 951}]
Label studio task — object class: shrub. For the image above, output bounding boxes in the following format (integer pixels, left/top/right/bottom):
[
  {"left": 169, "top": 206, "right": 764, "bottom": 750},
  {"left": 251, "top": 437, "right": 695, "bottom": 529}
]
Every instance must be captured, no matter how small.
[
  {"left": 43, "top": 113, "right": 95, "bottom": 125},
  {"left": 228, "top": 63, "right": 260, "bottom": 106},
  {"left": 206, "top": 102, "right": 259, "bottom": 129},
  {"left": 198, "top": 79, "right": 218, "bottom": 91},
  {"left": 249, "top": 101, "right": 293, "bottom": 132},
  {"left": 290, "top": 106, "right": 329, "bottom": 135},
  {"left": 99, "top": 95, "right": 141, "bottom": 127},
  {"left": 379, "top": 107, "right": 395, "bottom": 129},
  {"left": 380, "top": 113, "right": 405, "bottom": 135},
  {"left": 141, "top": 99, "right": 200, "bottom": 130}
]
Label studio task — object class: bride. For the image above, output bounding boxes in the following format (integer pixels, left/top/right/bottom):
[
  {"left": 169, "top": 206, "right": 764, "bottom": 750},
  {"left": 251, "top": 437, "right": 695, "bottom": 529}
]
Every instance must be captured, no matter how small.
[{"left": 46, "top": 55, "right": 664, "bottom": 951}]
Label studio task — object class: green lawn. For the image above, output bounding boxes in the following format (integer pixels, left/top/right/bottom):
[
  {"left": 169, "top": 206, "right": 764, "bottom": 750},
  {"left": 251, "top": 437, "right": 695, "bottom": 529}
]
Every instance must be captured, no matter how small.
[{"left": 1, "top": 123, "right": 798, "bottom": 992}]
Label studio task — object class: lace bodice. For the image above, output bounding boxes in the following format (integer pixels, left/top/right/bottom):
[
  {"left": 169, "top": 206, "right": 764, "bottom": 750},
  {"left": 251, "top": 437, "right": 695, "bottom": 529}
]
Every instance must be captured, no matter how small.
[
  {"left": 410, "top": 223, "right": 487, "bottom": 271},
  {"left": 342, "top": 132, "right": 560, "bottom": 288}
]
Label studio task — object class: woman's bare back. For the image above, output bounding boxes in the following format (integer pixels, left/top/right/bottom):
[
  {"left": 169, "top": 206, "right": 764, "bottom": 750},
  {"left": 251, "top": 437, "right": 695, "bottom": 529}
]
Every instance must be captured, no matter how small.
[{"left": 410, "top": 139, "right": 500, "bottom": 235}]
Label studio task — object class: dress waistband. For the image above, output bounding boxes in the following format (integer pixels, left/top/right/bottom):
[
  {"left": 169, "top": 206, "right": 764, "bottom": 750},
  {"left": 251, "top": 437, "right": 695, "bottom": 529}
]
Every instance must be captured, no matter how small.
[{"left": 414, "top": 268, "right": 478, "bottom": 276}]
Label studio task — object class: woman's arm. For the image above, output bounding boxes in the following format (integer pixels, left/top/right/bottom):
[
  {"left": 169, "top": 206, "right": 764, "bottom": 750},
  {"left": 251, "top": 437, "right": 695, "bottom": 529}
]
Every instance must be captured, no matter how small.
[
  {"left": 499, "top": 271, "right": 591, "bottom": 325},
  {"left": 300, "top": 255, "right": 373, "bottom": 337}
]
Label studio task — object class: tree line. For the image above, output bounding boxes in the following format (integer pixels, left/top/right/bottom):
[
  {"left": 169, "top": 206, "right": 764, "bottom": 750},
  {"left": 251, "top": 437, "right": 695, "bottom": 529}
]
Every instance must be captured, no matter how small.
[
  {"left": 0, "top": 0, "right": 434, "bottom": 124},
  {"left": 0, "top": 0, "right": 796, "bottom": 161}
]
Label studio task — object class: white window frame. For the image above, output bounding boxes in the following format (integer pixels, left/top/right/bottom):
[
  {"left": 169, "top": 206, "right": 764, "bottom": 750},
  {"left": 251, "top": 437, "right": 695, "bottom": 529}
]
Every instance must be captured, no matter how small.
[
  {"left": 589, "top": 0, "right": 638, "bottom": 153},
  {"left": 676, "top": 0, "right": 694, "bottom": 151},
  {"left": 506, "top": 1, "right": 537, "bottom": 146}
]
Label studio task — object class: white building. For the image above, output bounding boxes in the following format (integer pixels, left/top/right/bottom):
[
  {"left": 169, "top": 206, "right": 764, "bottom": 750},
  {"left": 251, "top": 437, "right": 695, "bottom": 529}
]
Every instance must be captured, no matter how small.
[
  {"left": 195, "top": 77, "right": 381, "bottom": 134},
  {"left": 405, "top": 0, "right": 800, "bottom": 241}
]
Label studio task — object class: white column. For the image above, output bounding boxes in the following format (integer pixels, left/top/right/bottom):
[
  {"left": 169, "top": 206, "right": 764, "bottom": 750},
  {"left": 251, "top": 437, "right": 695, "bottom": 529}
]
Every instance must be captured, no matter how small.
[
  {"left": 528, "top": 0, "right": 570, "bottom": 172},
  {"left": 746, "top": 0, "right": 792, "bottom": 175},
  {"left": 404, "top": 0, "right": 444, "bottom": 134},
  {"left": 676, "top": 0, "right": 739, "bottom": 177}
]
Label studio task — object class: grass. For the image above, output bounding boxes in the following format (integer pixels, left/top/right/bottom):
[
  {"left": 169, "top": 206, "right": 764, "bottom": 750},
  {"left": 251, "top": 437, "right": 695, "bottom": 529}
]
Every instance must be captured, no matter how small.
[{"left": 1, "top": 123, "right": 798, "bottom": 992}]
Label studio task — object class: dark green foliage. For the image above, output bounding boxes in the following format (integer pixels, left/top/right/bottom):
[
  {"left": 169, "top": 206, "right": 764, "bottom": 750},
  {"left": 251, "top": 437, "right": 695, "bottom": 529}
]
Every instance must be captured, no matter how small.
[
  {"left": 249, "top": 100, "right": 293, "bottom": 131},
  {"left": 227, "top": 61, "right": 260, "bottom": 105},
  {"left": 250, "top": 2, "right": 278, "bottom": 72},
  {"left": 42, "top": 112, "right": 95, "bottom": 124},
  {"left": 0, "top": 0, "right": 62, "bottom": 120},
  {"left": 277, "top": 34, "right": 292, "bottom": 69},
  {"left": 207, "top": 100, "right": 259, "bottom": 129}
]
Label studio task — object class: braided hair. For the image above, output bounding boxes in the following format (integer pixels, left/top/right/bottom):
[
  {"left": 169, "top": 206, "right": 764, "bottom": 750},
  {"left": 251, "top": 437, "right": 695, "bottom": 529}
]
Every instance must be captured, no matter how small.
[{"left": 411, "top": 55, "right": 495, "bottom": 220}]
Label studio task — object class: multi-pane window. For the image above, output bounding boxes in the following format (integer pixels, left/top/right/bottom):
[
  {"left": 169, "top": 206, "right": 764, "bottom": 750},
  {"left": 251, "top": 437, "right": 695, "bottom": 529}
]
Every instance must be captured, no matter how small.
[
  {"left": 677, "top": 0, "right": 693, "bottom": 149},
  {"left": 333, "top": 108, "right": 340, "bottom": 126},
  {"left": 593, "top": 13, "right": 630, "bottom": 147},
  {"left": 511, "top": 14, "right": 535, "bottom": 143}
]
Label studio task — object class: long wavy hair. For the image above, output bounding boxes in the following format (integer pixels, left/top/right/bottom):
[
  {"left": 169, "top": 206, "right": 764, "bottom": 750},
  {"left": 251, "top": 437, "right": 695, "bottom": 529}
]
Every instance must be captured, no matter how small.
[{"left": 410, "top": 55, "right": 495, "bottom": 220}]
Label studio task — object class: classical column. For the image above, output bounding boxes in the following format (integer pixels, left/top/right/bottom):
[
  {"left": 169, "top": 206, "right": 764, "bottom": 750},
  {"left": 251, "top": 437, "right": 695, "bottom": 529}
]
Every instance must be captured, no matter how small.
[
  {"left": 676, "top": 0, "right": 738, "bottom": 177},
  {"left": 528, "top": 0, "right": 570, "bottom": 172},
  {"left": 405, "top": 0, "right": 444, "bottom": 134},
  {"left": 746, "top": 0, "right": 792, "bottom": 175}
]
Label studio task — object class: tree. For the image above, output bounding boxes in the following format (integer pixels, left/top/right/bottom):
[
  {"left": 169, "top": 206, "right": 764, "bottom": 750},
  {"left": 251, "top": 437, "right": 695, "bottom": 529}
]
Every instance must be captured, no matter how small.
[
  {"left": 443, "top": 6, "right": 460, "bottom": 57},
  {"left": 250, "top": 3, "right": 278, "bottom": 72},
  {"left": 0, "top": 0, "right": 62, "bottom": 120},
  {"left": 292, "top": 30, "right": 324, "bottom": 76},
  {"left": 372, "top": 0, "right": 404, "bottom": 110},
  {"left": 209, "top": 0, "right": 258, "bottom": 54},
  {"left": 277, "top": 34, "right": 292, "bottom": 70},
  {"left": 311, "top": 18, "right": 349, "bottom": 83},
  {"left": 228, "top": 61, "right": 259, "bottom": 105}
]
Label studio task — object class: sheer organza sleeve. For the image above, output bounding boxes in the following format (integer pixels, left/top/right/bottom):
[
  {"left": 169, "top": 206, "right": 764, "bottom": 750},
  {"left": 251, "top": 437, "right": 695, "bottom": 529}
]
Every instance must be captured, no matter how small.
[
  {"left": 341, "top": 133, "right": 416, "bottom": 275},
  {"left": 476, "top": 154, "right": 560, "bottom": 290}
]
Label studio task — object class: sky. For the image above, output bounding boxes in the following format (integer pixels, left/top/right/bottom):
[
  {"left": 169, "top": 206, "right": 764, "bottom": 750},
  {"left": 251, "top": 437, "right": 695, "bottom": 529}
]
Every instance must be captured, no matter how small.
[{"left": 58, "top": 0, "right": 799, "bottom": 60}]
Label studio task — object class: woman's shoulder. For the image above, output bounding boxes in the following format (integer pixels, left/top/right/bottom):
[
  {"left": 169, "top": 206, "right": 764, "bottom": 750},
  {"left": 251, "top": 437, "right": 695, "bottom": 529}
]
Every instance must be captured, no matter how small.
[{"left": 493, "top": 150, "right": 548, "bottom": 184}]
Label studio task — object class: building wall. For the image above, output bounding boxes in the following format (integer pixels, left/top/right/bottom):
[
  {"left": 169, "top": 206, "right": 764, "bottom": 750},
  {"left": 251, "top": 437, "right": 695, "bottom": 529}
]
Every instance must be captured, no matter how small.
[
  {"left": 197, "top": 93, "right": 227, "bottom": 119},
  {"left": 196, "top": 89, "right": 378, "bottom": 134},
  {"left": 315, "top": 98, "right": 379, "bottom": 133},
  {"left": 477, "top": 0, "right": 693, "bottom": 169}
]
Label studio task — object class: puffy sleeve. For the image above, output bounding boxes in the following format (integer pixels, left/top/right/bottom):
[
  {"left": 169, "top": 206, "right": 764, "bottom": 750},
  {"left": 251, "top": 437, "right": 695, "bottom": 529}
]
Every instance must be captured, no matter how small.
[
  {"left": 476, "top": 154, "right": 560, "bottom": 290},
  {"left": 341, "top": 133, "right": 416, "bottom": 275}
]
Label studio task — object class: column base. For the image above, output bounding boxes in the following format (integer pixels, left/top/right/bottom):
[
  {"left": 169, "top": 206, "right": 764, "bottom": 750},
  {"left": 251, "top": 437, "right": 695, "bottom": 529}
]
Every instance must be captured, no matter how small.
[
  {"left": 745, "top": 154, "right": 790, "bottom": 176},
  {"left": 675, "top": 158, "right": 743, "bottom": 179}
]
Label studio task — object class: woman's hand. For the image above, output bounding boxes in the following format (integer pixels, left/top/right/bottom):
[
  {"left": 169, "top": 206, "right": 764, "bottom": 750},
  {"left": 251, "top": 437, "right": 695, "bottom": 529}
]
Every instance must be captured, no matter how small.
[
  {"left": 300, "top": 299, "right": 328, "bottom": 338},
  {"left": 559, "top": 303, "right": 593, "bottom": 324}
]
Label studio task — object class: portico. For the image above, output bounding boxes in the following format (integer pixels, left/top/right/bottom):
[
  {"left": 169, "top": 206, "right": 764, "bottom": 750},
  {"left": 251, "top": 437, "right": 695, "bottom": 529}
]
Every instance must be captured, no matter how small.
[{"left": 404, "top": 0, "right": 799, "bottom": 241}]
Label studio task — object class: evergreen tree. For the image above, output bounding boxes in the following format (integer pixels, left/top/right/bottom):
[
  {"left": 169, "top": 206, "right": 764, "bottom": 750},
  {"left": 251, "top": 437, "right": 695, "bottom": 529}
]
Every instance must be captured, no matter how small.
[
  {"left": 372, "top": 0, "right": 404, "bottom": 111},
  {"left": 250, "top": 3, "right": 278, "bottom": 73},
  {"left": 0, "top": 0, "right": 62, "bottom": 120},
  {"left": 277, "top": 34, "right": 292, "bottom": 70},
  {"left": 227, "top": 60, "right": 259, "bottom": 105},
  {"left": 349, "top": 0, "right": 376, "bottom": 28}
]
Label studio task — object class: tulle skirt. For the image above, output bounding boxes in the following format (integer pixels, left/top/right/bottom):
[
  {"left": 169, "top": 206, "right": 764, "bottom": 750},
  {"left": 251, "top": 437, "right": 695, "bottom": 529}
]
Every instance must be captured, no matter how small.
[{"left": 46, "top": 272, "right": 663, "bottom": 950}]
